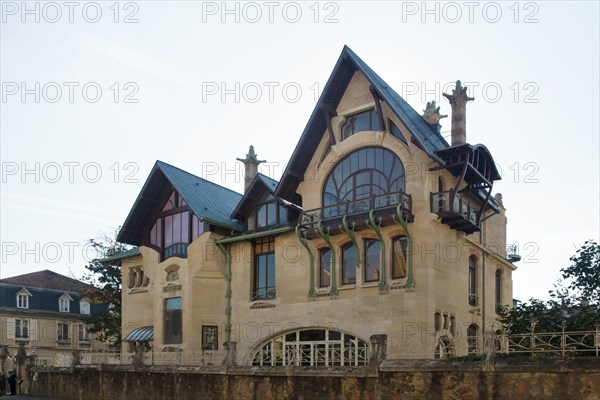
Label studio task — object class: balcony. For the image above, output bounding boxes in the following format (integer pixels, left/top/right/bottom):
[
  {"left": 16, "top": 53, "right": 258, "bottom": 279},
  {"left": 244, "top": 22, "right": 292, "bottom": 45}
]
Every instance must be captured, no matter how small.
[
  {"left": 300, "top": 191, "right": 413, "bottom": 239},
  {"left": 431, "top": 191, "right": 480, "bottom": 234},
  {"left": 163, "top": 243, "right": 188, "bottom": 260}
]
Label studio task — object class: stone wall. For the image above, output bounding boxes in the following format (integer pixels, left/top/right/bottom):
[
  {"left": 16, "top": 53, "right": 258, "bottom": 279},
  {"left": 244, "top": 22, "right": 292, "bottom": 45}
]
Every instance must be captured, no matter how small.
[{"left": 30, "top": 358, "right": 600, "bottom": 400}]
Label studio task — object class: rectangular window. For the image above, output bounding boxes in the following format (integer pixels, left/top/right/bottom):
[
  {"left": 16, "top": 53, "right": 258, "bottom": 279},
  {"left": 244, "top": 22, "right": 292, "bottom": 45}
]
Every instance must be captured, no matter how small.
[
  {"left": 15, "top": 319, "right": 29, "bottom": 339},
  {"left": 202, "top": 325, "right": 218, "bottom": 350},
  {"left": 319, "top": 248, "right": 332, "bottom": 288},
  {"left": 468, "top": 256, "right": 477, "bottom": 306},
  {"left": 58, "top": 323, "right": 70, "bottom": 342},
  {"left": 79, "top": 300, "right": 90, "bottom": 315},
  {"left": 342, "top": 244, "right": 357, "bottom": 285},
  {"left": 59, "top": 298, "right": 70, "bottom": 313},
  {"left": 252, "top": 237, "right": 276, "bottom": 300},
  {"left": 78, "top": 324, "right": 90, "bottom": 342},
  {"left": 364, "top": 239, "right": 381, "bottom": 283},
  {"left": 495, "top": 270, "right": 502, "bottom": 312},
  {"left": 17, "top": 294, "right": 29, "bottom": 309},
  {"left": 164, "top": 297, "right": 182, "bottom": 344},
  {"left": 392, "top": 237, "right": 408, "bottom": 279}
]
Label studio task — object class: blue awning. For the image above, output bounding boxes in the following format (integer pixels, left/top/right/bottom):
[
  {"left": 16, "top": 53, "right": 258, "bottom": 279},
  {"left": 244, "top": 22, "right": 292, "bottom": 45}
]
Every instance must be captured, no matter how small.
[{"left": 124, "top": 326, "right": 154, "bottom": 342}]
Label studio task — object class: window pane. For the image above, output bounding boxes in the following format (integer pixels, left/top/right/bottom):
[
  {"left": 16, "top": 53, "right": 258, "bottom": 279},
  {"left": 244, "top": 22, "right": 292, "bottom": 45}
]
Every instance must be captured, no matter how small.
[
  {"left": 266, "top": 203, "right": 277, "bottom": 226},
  {"left": 173, "top": 213, "right": 181, "bottom": 243},
  {"left": 342, "top": 245, "right": 356, "bottom": 285},
  {"left": 181, "top": 211, "right": 189, "bottom": 243},
  {"left": 392, "top": 237, "right": 408, "bottom": 279},
  {"left": 257, "top": 205, "right": 267, "bottom": 228},
  {"left": 164, "top": 215, "right": 173, "bottom": 247},
  {"left": 364, "top": 239, "right": 381, "bottom": 282},
  {"left": 319, "top": 249, "right": 331, "bottom": 287},
  {"left": 354, "top": 112, "right": 370, "bottom": 133},
  {"left": 165, "top": 297, "right": 182, "bottom": 344},
  {"left": 278, "top": 205, "right": 287, "bottom": 225},
  {"left": 267, "top": 253, "right": 276, "bottom": 289}
]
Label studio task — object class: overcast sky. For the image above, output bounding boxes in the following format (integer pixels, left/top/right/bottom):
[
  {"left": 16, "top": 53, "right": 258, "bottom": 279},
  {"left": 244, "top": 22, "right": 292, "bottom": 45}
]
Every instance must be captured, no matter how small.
[{"left": 1, "top": 1, "right": 598, "bottom": 302}]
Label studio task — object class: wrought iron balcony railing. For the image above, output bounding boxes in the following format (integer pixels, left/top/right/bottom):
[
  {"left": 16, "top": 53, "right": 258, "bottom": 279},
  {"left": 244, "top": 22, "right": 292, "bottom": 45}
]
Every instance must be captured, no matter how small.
[
  {"left": 300, "top": 191, "right": 412, "bottom": 237},
  {"left": 249, "top": 286, "right": 277, "bottom": 301},
  {"left": 163, "top": 243, "right": 188, "bottom": 260},
  {"left": 431, "top": 191, "right": 480, "bottom": 234}
]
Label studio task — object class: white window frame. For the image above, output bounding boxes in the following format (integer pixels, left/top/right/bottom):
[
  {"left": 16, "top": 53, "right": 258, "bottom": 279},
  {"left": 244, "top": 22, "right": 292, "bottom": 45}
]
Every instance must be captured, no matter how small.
[
  {"left": 78, "top": 324, "right": 90, "bottom": 342},
  {"left": 17, "top": 292, "right": 29, "bottom": 309},
  {"left": 58, "top": 322, "right": 70, "bottom": 342},
  {"left": 15, "top": 319, "right": 29, "bottom": 340},
  {"left": 79, "top": 300, "right": 90, "bottom": 315},
  {"left": 59, "top": 298, "right": 70, "bottom": 312}
]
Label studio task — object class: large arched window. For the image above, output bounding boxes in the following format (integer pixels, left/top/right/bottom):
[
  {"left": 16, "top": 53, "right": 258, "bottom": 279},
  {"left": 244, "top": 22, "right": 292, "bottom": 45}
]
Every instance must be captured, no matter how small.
[
  {"left": 252, "top": 328, "right": 368, "bottom": 367},
  {"left": 322, "top": 147, "right": 405, "bottom": 216}
]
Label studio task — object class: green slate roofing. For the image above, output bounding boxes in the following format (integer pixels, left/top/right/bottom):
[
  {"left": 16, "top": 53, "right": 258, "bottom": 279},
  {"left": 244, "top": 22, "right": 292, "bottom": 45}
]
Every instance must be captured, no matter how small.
[
  {"left": 276, "top": 45, "right": 451, "bottom": 200},
  {"left": 118, "top": 161, "right": 243, "bottom": 245},
  {"left": 344, "top": 46, "right": 449, "bottom": 155},
  {"left": 156, "top": 161, "right": 243, "bottom": 229}
]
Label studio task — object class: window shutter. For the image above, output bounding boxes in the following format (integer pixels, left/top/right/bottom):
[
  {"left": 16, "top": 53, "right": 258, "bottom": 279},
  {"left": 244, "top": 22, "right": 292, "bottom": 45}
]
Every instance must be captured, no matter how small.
[
  {"left": 6, "top": 317, "right": 15, "bottom": 339},
  {"left": 30, "top": 319, "right": 38, "bottom": 341}
]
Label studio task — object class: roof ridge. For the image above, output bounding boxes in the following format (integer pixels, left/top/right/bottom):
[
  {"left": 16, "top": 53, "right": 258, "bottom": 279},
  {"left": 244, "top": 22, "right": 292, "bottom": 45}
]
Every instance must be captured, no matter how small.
[{"left": 156, "top": 160, "right": 243, "bottom": 197}]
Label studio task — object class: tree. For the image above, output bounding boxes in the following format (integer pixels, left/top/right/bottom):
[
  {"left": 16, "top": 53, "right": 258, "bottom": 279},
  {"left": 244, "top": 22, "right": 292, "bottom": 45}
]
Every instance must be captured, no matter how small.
[
  {"left": 501, "top": 240, "right": 600, "bottom": 334},
  {"left": 80, "top": 230, "right": 132, "bottom": 348},
  {"left": 560, "top": 240, "right": 599, "bottom": 305}
]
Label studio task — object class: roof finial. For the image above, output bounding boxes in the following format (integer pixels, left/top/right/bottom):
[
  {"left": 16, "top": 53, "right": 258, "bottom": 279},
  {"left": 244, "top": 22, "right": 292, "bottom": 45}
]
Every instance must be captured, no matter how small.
[
  {"left": 422, "top": 100, "right": 447, "bottom": 125},
  {"left": 237, "top": 145, "right": 266, "bottom": 192}
]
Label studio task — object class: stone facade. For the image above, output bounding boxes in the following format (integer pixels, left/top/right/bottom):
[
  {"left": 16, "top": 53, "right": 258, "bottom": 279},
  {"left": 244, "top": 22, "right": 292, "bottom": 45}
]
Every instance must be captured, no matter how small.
[{"left": 118, "top": 47, "right": 516, "bottom": 366}]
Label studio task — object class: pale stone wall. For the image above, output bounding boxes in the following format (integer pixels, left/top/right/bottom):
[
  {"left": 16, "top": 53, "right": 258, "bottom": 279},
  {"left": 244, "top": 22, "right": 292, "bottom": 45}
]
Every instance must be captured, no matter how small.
[{"left": 119, "top": 69, "right": 516, "bottom": 364}]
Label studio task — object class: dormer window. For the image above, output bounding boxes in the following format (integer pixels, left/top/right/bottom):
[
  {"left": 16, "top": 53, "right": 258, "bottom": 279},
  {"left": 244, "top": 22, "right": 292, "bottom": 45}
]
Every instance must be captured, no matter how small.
[
  {"left": 147, "top": 190, "right": 205, "bottom": 260},
  {"left": 16, "top": 288, "right": 31, "bottom": 309},
  {"left": 58, "top": 293, "right": 73, "bottom": 313},
  {"left": 248, "top": 195, "right": 288, "bottom": 230},
  {"left": 341, "top": 109, "right": 380, "bottom": 140},
  {"left": 80, "top": 300, "right": 90, "bottom": 315}
]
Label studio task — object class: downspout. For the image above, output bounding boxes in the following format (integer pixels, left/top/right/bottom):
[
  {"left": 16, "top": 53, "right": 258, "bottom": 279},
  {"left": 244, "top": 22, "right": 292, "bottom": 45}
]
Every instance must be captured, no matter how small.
[
  {"left": 368, "top": 210, "right": 387, "bottom": 291},
  {"left": 395, "top": 205, "right": 415, "bottom": 288},
  {"left": 317, "top": 220, "right": 338, "bottom": 295},
  {"left": 216, "top": 242, "right": 232, "bottom": 342},
  {"left": 295, "top": 225, "right": 316, "bottom": 298}
]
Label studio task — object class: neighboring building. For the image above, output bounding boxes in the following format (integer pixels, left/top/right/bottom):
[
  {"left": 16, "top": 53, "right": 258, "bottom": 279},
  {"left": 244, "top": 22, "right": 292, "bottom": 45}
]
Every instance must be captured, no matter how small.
[
  {"left": 116, "top": 46, "right": 517, "bottom": 365},
  {"left": 0, "top": 270, "right": 109, "bottom": 367}
]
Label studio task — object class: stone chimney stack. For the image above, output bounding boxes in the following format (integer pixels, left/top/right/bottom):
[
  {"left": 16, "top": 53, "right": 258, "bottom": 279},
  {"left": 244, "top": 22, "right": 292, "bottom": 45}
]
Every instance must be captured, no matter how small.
[
  {"left": 443, "top": 80, "right": 474, "bottom": 146},
  {"left": 237, "top": 145, "right": 265, "bottom": 192}
]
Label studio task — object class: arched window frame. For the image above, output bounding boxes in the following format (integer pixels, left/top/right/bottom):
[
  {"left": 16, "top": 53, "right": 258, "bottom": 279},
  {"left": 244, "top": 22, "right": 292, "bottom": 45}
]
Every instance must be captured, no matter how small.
[
  {"left": 341, "top": 242, "right": 357, "bottom": 286},
  {"left": 322, "top": 147, "right": 406, "bottom": 217},
  {"left": 391, "top": 236, "right": 408, "bottom": 279},
  {"left": 468, "top": 255, "right": 478, "bottom": 306}
]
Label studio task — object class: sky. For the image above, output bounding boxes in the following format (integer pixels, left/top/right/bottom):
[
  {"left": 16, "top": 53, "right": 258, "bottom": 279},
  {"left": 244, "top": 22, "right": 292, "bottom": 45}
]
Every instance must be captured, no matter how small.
[{"left": 1, "top": 1, "right": 598, "bottom": 302}]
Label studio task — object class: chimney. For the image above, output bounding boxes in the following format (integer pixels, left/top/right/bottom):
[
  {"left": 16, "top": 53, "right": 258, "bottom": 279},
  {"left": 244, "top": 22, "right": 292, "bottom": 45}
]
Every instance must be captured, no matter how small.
[
  {"left": 237, "top": 145, "right": 265, "bottom": 192},
  {"left": 443, "top": 80, "right": 474, "bottom": 146}
]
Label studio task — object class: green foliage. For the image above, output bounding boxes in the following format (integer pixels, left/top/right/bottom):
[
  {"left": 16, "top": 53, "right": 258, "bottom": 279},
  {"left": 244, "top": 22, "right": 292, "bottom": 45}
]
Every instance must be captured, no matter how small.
[
  {"left": 561, "top": 240, "right": 600, "bottom": 305},
  {"left": 501, "top": 240, "right": 599, "bottom": 334},
  {"left": 80, "top": 229, "right": 132, "bottom": 348}
]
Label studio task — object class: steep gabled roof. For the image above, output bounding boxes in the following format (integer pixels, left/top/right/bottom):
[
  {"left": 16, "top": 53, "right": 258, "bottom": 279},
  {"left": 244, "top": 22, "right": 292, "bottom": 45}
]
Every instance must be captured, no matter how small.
[
  {"left": 275, "top": 45, "right": 450, "bottom": 201},
  {"left": 232, "top": 173, "right": 279, "bottom": 220},
  {"left": 118, "top": 161, "right": 243, "bottom": 245},
  {"left": 0, "top": 269, "right": 92, "bottom": 293}
]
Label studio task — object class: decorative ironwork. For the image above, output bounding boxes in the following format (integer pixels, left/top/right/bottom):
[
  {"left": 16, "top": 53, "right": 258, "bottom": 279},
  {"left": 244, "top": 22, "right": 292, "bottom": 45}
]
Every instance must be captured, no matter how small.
[{"left": 430, "top": 191, "right": 480, "bottom": 234}]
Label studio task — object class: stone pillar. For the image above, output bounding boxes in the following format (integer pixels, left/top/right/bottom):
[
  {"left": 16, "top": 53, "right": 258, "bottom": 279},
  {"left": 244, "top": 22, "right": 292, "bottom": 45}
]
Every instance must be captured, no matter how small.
[
  {"left": 131, "top": 343, "right": 145, "bottom": 368},
  {"left": 0, "top": 345, "right": 9, "bottom": 376},
  {"left": 237, "top": 146, "right": 266, "bottom": 192},
  {"left": 368, "top": 334, "right": 387, "bottom": 375},
  {"left": 221, "top": 341, "right": 237, "bottom": 371},
  {"left": 443, "top": 80, "right": 474, "bottom": 146},
  {"left": 15, "top": 343, "right": 27, "bottom": 396}
]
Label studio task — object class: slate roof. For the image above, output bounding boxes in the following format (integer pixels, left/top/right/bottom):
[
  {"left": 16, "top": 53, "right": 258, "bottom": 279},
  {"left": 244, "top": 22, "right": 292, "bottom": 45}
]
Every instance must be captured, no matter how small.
[
  {"left": 0, "top": 269, "right": 92, "bottom": 292},
  {"left": 0, "top": 270, "right": 108, "bottom": 315},
  {"left": 118, "top": 161, "right": 243, "bottom": 245},
  {"left": 275, "top": 45, "right": 450, "bottom": 201},
  {"left": 231, "top": 173, "right": 280, "bottom": 220}
]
